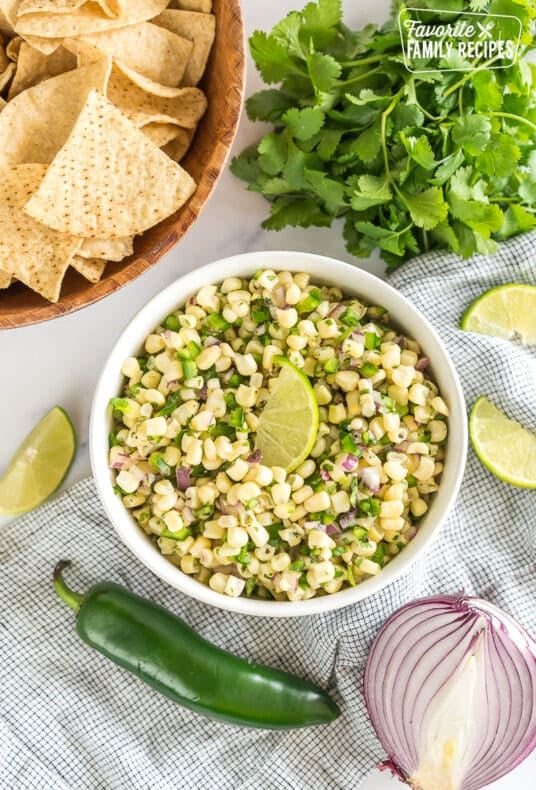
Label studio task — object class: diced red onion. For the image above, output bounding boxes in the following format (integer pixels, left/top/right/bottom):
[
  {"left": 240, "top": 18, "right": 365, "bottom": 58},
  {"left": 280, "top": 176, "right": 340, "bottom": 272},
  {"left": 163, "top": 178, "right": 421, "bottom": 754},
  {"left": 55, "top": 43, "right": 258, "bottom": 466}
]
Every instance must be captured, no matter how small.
[
  {"left": 352, "top": 331, "right": 365, "bottom": 343},
  {"left": 182, "top": 506, "right": 194, "bottom": 525},
  {"left": 394, "top": 335, "right": 405, "bottom": 347},
  {"left": 415, "top": 356, "right": 430, "bottom": 371},
  {"left": 247, "top": 449, "right": 263, "bottom": 463},
  {"left": 359, "top": 466, "right": 381, "bottom": 493},
  {"left": 341, "top": 454, "right": 359, "bottom": 472},
  {"left": 199, "top": 386, "right": 208, "bottom": 400},
  {"left": 321, "top": 469, "right": 331, "bottom": 482},
  {"left": 274, "top": 285, "right": 286, "bottom": 305},
  {"left": 365, "top": 595, "right": 536, "bottom": 790},
  {"left": 326, "top": 523, "right": 341, "bottom": 536},
  {"left": 328, "top": 304, "right": 345, "bottom": 319},
  {"left": 176, "top": 467, "right": 191, "bottom": 491},
  {"left": 111, "top": 452, "right": 130, "bottom": 470},
  {"left": 205, "top": 336, "right": 221, "bottom": 347},
  {"left": 303, "top": 520, "right": 321, "bottom": 531},
  {"left": 339, "top": 510, "right": 359, "bottom": 529},
  {"left": 394, "top": 441, "right": 410, "bottom": 452}
]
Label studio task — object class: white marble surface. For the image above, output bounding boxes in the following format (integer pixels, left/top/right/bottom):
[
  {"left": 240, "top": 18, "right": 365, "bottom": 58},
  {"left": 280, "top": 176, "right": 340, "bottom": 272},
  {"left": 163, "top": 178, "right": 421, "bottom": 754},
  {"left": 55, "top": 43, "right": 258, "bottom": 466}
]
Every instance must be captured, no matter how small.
[{"left": 0, "top": 1, "right": 534, "bottom": 787}]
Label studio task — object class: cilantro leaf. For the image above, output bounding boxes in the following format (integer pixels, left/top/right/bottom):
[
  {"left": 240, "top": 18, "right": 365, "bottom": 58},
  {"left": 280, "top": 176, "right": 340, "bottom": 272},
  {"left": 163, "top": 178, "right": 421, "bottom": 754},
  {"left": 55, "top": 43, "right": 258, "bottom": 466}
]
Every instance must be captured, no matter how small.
[
  {"left": 258, "top": 134, "right": 287, "bottom": 175},
  {"left": 307, "top": 52, "right": 342, "bottom": 93},
  {"left": 283, "top": 107, "right": 325, "bottom": 141},
  {"left": 448, "top": 194, "right": 504, "bottom": 238},
  {"left": 246, "top": 90, "right": 295, "bottom": 122},
  {"left": 402, "top": 187, "right": 449, "bottom": 230},
  {"left": 250, "top": 31, "right": 303, "bottom": 83},
  {"left": 477, "top": 134, "right": 520, "bottom": 178},
  {"left": 262, "top": 197, "right": 333, "bottom": 230},
  {"left": 452, "top": 115, "right": 492, "bottom": 156}
]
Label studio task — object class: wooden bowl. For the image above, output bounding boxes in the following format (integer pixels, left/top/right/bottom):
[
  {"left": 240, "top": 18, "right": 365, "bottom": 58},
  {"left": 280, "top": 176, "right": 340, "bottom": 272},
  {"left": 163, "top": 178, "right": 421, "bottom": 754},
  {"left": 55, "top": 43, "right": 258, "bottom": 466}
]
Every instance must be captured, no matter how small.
[{"left": 0, "top": 0, "right": 245, "bottom": 330}]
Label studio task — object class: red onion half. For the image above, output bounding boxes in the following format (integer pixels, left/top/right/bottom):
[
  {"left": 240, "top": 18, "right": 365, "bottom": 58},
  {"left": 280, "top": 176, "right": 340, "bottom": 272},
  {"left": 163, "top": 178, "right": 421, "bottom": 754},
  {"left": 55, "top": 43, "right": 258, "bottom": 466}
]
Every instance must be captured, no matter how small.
[{"left": 364, "top": 595, "right": 536, "bottom": 790}]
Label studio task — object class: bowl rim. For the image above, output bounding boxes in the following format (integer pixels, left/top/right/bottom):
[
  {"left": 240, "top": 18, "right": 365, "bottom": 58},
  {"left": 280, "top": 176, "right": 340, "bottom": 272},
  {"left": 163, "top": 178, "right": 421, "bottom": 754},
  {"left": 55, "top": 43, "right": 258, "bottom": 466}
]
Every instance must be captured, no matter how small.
[
  {"left": 0, "top": 0, "right": 246, "bottom": 330},
  {"left": 90, "top": 250, "right": 468, "bottom": 618}
]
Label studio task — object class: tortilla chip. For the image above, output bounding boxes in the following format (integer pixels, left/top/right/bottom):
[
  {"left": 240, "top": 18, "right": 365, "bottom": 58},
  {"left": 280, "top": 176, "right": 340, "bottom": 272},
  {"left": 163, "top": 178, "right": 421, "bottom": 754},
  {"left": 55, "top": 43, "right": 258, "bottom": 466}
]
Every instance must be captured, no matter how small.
[
  {"left": 107, "top": 62, "right": 207, "bottom": 128},
  {"left": 0, "top": 42, "right": 8, "bottom": 71},
  {"left": 0, "top": 60, "right": 15, "bottom": 91},
  {"left": 0, "top": 0, "right": 62, "bottom": 53},
  {"left": 0, "top": 269, "right": 11, "bottom": 288},
  {"left": 142, "top": 122, "right": 184, "bottom": 148},
  {"left": 0, "top": 95, "right": 6, "bottom": 110},
  {"left": 71, "top": 255, "right": 107, "bottom": 283},
  {"left": 153, "top": 10, "right": 215, "bottom": 86},
  {"left": 0, "top": 57, "right": 111, "bottom": 168},
  {"left": 0, "top": 9, "right": 13, "bottom": 36},
  {"left": 79, "top": 236, "right": 133, "bottom": 261},
  {"left": 8, "top": 42, "right": 76, "bottom": 98},
  {"left": 17, "top": 1, "right": 122, "bottom": 18},
  {"left": 79, "top": 23, "right": 193, "bottom": 88},
  {"left": 6, "top": 36, "right": 22, "bottom": 61},
  {"left": 170, "top": 0, "right": 212, "bottom": 11},
  {"left": 163, "top": 127, "right": 194, "bottom": 162},
  {"left": 24, "top": 89, "right": 197, "bottom": 239},
  {"left": 0, "top": 164, "right": 81, "bottom": 302},
  {"left": 15, "top": 0, "right": 170, "bottom": 38}
]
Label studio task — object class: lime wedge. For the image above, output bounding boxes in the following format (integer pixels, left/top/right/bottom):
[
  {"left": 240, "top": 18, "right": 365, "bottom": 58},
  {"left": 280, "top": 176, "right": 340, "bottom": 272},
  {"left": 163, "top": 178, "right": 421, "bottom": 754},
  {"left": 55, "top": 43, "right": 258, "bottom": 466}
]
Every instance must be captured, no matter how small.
[
  {"left": 255, "top": 358, "right": 319, "bottom": 471},
  {"left": 0, "top": 407, "right": 76, "bottom": 515},
  {"left": 469, "top": 396, "right": 536, "bottom": 489},
  {"left": 461, "top": 284, "right": 536, "bottom": 344}
]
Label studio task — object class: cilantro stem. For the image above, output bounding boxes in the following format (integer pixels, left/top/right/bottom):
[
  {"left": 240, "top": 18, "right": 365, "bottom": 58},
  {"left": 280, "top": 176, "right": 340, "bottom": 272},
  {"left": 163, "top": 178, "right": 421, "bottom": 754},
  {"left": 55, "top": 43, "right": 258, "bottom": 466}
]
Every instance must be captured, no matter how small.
[
  {"left": 339, "top": 55, "right": 384, "bottom": 68},
  {"left": 340, "top": 66, "right": 382, "bottom": 87},
  {"left": 442, "top": 56, "right": 500, "bottom": 99},
  {"left": 489, "top": 112, "right": 536, "bottom": 135},
  {"left": 380, "top": 88, "right": 404, "bottom": 182}
]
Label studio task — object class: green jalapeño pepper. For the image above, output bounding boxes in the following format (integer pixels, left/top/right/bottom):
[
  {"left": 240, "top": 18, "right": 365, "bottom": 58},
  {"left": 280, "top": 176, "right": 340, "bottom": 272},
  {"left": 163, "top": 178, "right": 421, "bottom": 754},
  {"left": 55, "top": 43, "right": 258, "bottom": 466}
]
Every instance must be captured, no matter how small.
[{"left": 53, "top": 561, "right": 340, "bottom": 729}]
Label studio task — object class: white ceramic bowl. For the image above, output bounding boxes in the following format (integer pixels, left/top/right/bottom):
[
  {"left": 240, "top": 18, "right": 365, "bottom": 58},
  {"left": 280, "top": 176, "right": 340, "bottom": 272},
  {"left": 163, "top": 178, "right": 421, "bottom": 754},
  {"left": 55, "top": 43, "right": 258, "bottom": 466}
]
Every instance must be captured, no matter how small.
[{"left": 90, "top": 251, "right": 467, "bottom": 617}]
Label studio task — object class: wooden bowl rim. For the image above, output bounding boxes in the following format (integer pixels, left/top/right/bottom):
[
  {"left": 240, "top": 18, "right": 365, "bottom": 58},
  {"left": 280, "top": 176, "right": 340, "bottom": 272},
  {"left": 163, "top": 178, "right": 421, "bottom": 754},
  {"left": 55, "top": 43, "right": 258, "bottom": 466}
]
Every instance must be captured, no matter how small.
[{"left": 0, "top": 0, "right": 246, "bottom": 330}]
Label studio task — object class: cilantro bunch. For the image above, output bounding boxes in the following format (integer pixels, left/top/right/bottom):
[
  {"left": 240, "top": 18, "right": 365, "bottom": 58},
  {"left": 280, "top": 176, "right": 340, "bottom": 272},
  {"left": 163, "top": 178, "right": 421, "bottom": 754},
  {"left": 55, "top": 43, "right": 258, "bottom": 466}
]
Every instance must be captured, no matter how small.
[{"left": 231, "top": 0, "right": 536, "bottom": 268}]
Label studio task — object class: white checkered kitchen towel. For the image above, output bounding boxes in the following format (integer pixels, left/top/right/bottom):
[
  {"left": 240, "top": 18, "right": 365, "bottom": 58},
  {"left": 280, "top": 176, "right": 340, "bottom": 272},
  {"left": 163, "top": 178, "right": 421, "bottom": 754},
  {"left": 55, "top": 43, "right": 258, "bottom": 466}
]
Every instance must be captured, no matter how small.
[{"left": 1, "top": 234, "right": 535, "bottom": 790}]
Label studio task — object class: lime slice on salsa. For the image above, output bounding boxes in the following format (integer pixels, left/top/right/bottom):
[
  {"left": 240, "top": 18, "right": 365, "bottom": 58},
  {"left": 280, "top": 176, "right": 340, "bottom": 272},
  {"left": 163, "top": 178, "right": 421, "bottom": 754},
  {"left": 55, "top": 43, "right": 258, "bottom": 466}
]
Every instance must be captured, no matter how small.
[
  {"left": 0, "top": 407, "right": 76, "bottom": 515},
  {"left": 461, "top": 284, "right": 536, "bottom": 344},
  {"left": 469, "top": 396, "right": 536, "bottom": 489},
  {"left": 255, "top": 358, "right": 319, "bottom": 471}
]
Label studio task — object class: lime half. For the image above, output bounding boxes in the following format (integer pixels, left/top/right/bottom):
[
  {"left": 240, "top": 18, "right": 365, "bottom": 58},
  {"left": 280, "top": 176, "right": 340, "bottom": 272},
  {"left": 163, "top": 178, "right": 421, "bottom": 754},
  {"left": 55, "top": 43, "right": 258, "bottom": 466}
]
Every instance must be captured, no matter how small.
[
  {"left": 461, "top": 284, "right": 536, "bottom": 344},
  {"left": 255, "top": 358, "right": 319, "bottom": 471},
  {"left": 469, "top": 396, "right": 536, "bottom": 489},
  {"left": 0, "top": 407, "right": 76, "bottom": 515}
]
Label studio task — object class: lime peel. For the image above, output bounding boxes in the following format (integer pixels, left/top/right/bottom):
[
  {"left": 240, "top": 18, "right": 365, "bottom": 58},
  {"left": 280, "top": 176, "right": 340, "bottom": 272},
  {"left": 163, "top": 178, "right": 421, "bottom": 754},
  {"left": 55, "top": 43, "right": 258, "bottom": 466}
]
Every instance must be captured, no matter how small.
[
  {"left": 0, "top": 406, "right": 76, "bottom": 515},
  {"left": 469, "top": 396, "right": 536, "bottom": 489}
]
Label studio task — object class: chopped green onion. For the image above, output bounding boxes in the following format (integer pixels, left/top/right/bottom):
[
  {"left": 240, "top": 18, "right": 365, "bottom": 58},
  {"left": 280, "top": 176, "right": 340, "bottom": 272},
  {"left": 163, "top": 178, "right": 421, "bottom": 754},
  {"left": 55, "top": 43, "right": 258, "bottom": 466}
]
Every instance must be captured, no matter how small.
[
  {"left": 352, "top": 526, "right": 369, "bottom": 542},
  {"left": 157, "top": 391, "right": 182, "bottom": 417},
  {"left": 340, "top": 308, "right": 360, "bottom": 327},
  {"left": 245, "top": 577, "right": 257, "bottom": 596},
  {"left": 359, "top": 497, "right": 381, "bottom": 517},
  {"left": 333, "top": 545, "right": 347, "bottom": 556},
  {"left": 149, "top": 453, "right": 171, "bottom": 476},
  {"left": 182, "top": 359, "right": 197, "bottom": 380},
  {"left": 186, "top": 341, "right": 201, "bottom": 358},
  {"left": 350, "top": 477, "right": 359, "bottom": 507},
  {"left": 324, "top": 357, "right": 339, "bottom": 374},
  {"left": 164, "top": 314, "right": 181, "bottom": 331},
  {"left": 224, "top": 392, "right": 238, "bottom": 409},
  {"left": 370, "top": 543, "right": 386, "bottom": 567},
  {"left": 237, "top": 546, "right": 250, "bottom": 565},
  {"left": 341, "top": 432, "right": 358, "bottom": 454},
  {"left": 407, "top": 475, "right": 417, "bottom": 487},
  {"left": 298, "top": 287, "right": 322, "bottom": 313},
  {"left": 176, "top": 348, "right": 191, "bottom": 360},
  {"left": 251, "top": 300, "right": 271, "bottom": 323},
  {"left": 229, "top": 407, "right": 245, "bottom": 428},
  {"left": 361, "top": 362, "right": 379, "bottom": 377},
  {"left": 160, "top": 527, "right": 191, "bottom": 541},
  {"left": 205, "top": 314, "right": 230, "bottom": 332},
  {"left": 289, "top": 559, "right": 305, "bottom": 571},
  {"left": 347, "top": 565, "right": 356, "bottom": 586},
  {"left": 108, "top": 431, "right": 120, "bottom": 448},
  {"left": 194, "top": 504, "right": 214, "bottom": 519},
  {"left": 365, "top": 332, "right": 381, "bottom": 350},
  {"left": 228, "top": 373, "right": 244, "bottom": 388}
]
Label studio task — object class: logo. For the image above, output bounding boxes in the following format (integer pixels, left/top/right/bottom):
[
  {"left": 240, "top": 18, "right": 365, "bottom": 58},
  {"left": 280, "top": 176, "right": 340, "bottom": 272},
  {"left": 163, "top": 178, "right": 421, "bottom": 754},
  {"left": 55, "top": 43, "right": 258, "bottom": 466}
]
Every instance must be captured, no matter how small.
[{"left": 399, "top": 8, "right": 522, "bottom": 73}]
